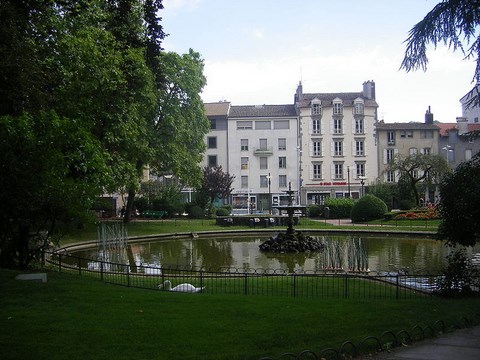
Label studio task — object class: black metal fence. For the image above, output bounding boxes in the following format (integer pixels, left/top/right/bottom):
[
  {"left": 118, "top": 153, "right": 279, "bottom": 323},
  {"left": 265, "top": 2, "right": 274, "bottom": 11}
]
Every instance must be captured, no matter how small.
[{"left": 43, "top": 251, "right": 461, "bottom": 300}]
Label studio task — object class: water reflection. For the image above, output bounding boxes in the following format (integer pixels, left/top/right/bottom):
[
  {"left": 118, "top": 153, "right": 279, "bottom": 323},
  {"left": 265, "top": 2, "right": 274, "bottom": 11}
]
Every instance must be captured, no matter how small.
[{"left": 70, "top": 234, "right": 480, "bottom": 274}]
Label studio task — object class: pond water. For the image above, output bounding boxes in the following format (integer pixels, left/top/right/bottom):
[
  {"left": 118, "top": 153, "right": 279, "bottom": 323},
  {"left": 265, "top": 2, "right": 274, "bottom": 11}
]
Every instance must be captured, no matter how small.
[{"left": 70, "top": 233, "right": 480, "bottom": 275}]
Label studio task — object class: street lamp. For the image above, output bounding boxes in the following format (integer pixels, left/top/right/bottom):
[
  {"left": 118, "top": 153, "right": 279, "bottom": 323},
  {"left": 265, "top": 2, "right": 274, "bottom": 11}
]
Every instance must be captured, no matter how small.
[
  {"left": 347, "top": 166, "right": 351, "bottom": 198},
  {"left": 360, "top": 177, "right": 365, "bottom": 197},
  {"left": 267, "top": 173, "right": 271, "bottom": 214}
]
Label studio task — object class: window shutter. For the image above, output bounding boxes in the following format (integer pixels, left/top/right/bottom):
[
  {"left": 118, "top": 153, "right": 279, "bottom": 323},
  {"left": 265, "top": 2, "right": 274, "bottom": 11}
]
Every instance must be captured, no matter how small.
[
  {"left": 322, "top": 164, "right": 325, "bottom": 180},
  {"left": 352, "top": 141, "right": 356, "bottom": 156},
  {"left": 352, "top": 118, "right": 356, "bottom": 134},
  {"left": 330, "top": 141, "right": 334, "bottom": 156},
  {"left": 309, "top": 164, "right": 314, "bottom": 180},
  {"left": 364, "top": 142, "right": 367, "bottom": 154},
  {"left": 309, "top": 141, "right": 313, "bottom": 156},
  {"left": 383, "top": 149, "right": 387, "bottom": 165},
  {"left": 331, "top": 164, "right": 335, "bottom": 180},
  {"left": 321, "top": 142, "right": 325, "bottom": 157},
  {"left": 309, "top": 120, "right": 313, "bottom": 135},
  {"left": 394, "top": 149, "right": 399, "bottom": 157},
  {"left": 321, "top": 120, "right": 325, "bottom": 135}
]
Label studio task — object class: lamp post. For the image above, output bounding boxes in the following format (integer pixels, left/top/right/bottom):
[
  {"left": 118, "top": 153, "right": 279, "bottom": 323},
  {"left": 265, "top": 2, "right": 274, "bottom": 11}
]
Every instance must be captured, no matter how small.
[
  {"left": 347, "top": 166, "right": 351, "bottom": 198},
  {"left": 360, "top": 178, "right": 365, "bottom": 197},
  {"left": 267, "top": 172, "right": 271, "bottom": 214}
]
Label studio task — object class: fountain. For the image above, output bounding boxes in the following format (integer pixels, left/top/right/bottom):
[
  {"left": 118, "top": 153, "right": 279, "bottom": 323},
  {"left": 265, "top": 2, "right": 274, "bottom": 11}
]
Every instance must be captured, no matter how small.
[{"left": 259, "top": 182, "right": 325, "bottom": 253}]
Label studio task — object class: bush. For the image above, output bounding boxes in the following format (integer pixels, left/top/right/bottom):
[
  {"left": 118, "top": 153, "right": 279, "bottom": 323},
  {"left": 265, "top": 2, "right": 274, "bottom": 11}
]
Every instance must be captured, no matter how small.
[
  {"left": 324, "top": 198, "right": 355, "bottom": 218},
  {"left": 350, "top": 194, "right": 388, "bottom": 222},
  {"left": 216, "top": 207, "right": 230, "bottom": 216},
  {"left": 187, "top": 205, "right": 205, "bottom": 219},
  {"left": 307, "top": 205, "right": 323, "bottom": 218}
]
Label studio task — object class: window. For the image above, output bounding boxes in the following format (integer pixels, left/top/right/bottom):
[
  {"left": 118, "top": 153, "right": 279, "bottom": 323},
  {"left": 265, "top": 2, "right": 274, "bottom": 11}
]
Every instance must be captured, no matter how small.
[
  {"left": 237, "top": 121, "right": 252, "bottom": 129},
  {"left": 278, "top": 156, "right": 286, "bottom": 169},
  {"left": 422, "top": 147, "right": 431, "bottom": 155},
  {"left": 279, "top": 175, "right": 287, "bottom": 187},
  {"left": 312, "top": 103, "right": 322, "bottom": 115},
  {"left": 241, "top": 139, "right": 248, "bottom": 151},
  {"left": 207, "top": 136, "right": 217, "bottom": 149},
  {"left": 386, "top": 149, "right": 395, "bottom": 163},
  {"left": 255, "top": 121, "right": 271, "bottom": 130},
  {"left": 334, "top": 163, "right": 343, "bottom": 179},
  {"left": 355, "top": 140, "right": 364, "bottom": 156},
  {"left": 400, "top": 130, "right": 413, "bottom": 138},
  {"left": 355, "top": 118, "right": 364, "bottom": 134},
  {"left": 312, "top": 163, "right": 322, "bottom": 180},
  {"left": 333, "top": 101, "right": 343, "bottom": 115},
  {"left": 241, "top": 157, "right": 249, "bottom": 170},
  {"left": 278, "top": 138, "right": 286, "bottom": 151},
  {"left": 354, "top": 101, "right": 364, "bottom": 115},
  {"left": 312, "top": 119, "right": 321, "bottom": 134},
  {"left": 410, "top": 169, "right": 419, "bottom": 179},
  {"left": 409, "top": 147, "right": 418, "bottom": 155},
  {"left": 210, "top": 119, "right": 216, "bottom": 129},
  {"left": 334, "top": 140, "right": 343, "bottom": 156},
  {"left": 259, "top": 138, "right": 268, "bottom": 149},
  {"left": 421, "top": 130, "right": 433, "bottom": 139},
  {"left": 475, "top": 117, "right": 479, "bottom": 123},
  {"left": 356, "top": 162, "right": 365, "bottom": 178},
  {"left": 333, "top": 118, "right": 343, "bottom": 134},
  {"left": 207, "top": 155, "right": 217, "bottom": 167},
  {"left": 466, "top": 149, "right": 472, "bottom": 160},
  {"left": 260, "top": 157, "right": 268, "bottom": 169},
  {"left": 274, "top": 120, "right": 289, "bottom": 129},
  {"left": 386, "top": 171, "right": 395, "bottom": 183},
  {"left": 260, "top": 175, "right": 268, "bottom": 188},
  {"left": 312, "top": 140, "right": 322, "bottom": 156},
  {"left": 387, "top": 131, "right": 395, "bottom": 145},
  {"left": 241, "top": 176, "right": 248, "bottom": 188}
]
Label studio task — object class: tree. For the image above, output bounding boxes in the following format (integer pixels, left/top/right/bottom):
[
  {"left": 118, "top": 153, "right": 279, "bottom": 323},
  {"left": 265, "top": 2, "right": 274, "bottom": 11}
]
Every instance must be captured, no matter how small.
[
  {"left": 437, "top": 152, "right": 480, "bottom": 247},
  {"left": 0, "top": 112, "right": 107, "bottom": 268},
  {"left": 200, "top": 166, "right": 235, "bottom": 207},
  {"left": 401, "top": 0, "right": 480, "bottom": 108},
  {"left": 387, "top": 153, "right": 450, "bottom": 206}
]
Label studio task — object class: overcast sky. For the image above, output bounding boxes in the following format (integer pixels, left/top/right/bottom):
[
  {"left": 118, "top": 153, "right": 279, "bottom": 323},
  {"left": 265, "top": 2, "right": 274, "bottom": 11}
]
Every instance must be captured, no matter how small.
[{"left": 161, "top": 0, "right": 476, "bottom": 123}]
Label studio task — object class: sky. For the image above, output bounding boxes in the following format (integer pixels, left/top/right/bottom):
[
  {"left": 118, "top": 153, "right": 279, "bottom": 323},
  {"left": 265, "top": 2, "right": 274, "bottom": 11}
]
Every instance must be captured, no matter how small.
[{"left": 161, "top": 0, "right": 476, "bottom": 123}]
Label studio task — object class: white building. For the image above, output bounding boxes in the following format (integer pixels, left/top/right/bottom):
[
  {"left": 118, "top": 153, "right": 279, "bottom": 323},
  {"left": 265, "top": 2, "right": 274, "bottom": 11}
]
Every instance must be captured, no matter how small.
[
  {"left": 203, "top": 102, "right": 230, "bottom": 170},
  {"left": 227, "top": 104, "right": 299, "bottom": 213},
  {"left": 460, "top": 84, "right": 480, "bottom": 123},
  {"left": 295, "top": 81, "right": 378, "bottom": 204}
]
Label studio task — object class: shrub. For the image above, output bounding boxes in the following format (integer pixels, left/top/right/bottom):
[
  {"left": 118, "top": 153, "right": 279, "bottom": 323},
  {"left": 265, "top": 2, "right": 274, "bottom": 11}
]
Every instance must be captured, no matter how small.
[
  {"left": 216, "top": 207, "right": 230, "bottom": 216},
  {"left": 350, "top": 194, "right": 388, "bottom": 222},
  {"left": 187, "top": 205, "right": 205, "bottom": 219},
  {"left": 324, "top": 198, "right": 355, "bottom": 218},
  {"left": 307, "top": 205, "right": 323, "bottom": 218}
]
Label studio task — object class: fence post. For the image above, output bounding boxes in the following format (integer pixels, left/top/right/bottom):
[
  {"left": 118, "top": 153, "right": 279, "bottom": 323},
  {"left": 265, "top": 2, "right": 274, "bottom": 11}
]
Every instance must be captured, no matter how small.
[
  {"left": 292, "top": 274, "right": 297, "bottom": 297},
  {"left": 396, "top": 275, "right": 399, "bottom": 300},
  {"left": 344, "top": 273, "right": 349, "bottom": 298},
  {"left": 200, "top": 270, "right": 204, "bottom": 293},
  {"left": 100, "top": 261, "right": 104, "bottom": 281},
  {"left": 244, "top": 272, "right": 248, "bottom": 296},
  {"left": 127, "top": 268, "right": 130, "bottom": 287},
  {"left": 58, "top": 253, "right": 62, "bottom": 273}
]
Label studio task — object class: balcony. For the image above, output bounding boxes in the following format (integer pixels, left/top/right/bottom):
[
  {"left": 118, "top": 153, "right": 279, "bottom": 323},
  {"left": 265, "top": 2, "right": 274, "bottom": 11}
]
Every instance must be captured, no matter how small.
[{"left": 253, "top": 147, "right": 274, "bottom": 156}]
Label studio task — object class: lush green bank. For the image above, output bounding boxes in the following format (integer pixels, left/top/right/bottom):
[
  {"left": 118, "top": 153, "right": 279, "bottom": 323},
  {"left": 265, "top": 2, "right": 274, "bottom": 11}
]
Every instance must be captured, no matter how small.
[{"left": 1, "top": 269, "right": 478, "bottom": 360}]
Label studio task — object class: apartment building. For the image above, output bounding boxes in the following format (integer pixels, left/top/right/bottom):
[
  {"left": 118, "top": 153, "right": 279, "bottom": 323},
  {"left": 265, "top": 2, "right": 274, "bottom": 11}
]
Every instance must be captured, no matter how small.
[
  {"left": 203, "top": 102, "right": 230, "bottom": 170},
  {"left": 376, "top": 108, "right": 440, "bottom": 203},
  {"left": 460, "top": 84, "right": 480, "bottom": 123},
  {"left": 436, "top": 117, "right": 480, "bottom": 169},
  {"left": 227, "top": 104, "right": 299, "bottom": 213},
  {"left": 295, "top": 81, "right": 378, "bottom": 204}
]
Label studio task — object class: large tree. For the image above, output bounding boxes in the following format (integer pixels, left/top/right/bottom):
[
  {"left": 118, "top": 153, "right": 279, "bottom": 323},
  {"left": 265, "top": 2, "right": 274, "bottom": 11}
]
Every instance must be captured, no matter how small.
[
  {"left": 437, "top": 153, "right": 480, "bottom": 247},
  {"left": 401, "top": 0, "right": 480, "bottom": 108},
  {"left": 387, "top": 153, "right": 450, "bottom": 206}
]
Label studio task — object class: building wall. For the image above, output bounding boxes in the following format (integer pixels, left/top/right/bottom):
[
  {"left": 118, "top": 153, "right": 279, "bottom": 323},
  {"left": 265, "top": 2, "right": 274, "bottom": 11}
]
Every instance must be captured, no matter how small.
[
  {"left": 203, "top": 116, "right": 229, "bottom": 170},
  {"left": 227, "top": 112, "right": 299, "bottom": 213}
]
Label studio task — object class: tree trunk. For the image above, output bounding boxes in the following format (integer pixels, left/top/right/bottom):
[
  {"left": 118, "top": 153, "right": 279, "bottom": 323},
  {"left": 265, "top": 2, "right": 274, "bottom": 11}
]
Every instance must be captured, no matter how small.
[{"left": 123, "top": 161, "right": 144, "bottom": 223}]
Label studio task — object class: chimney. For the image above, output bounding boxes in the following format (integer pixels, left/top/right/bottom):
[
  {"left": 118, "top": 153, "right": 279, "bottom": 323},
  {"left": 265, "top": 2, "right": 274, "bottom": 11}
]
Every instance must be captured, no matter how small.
[
  {"left": 425, "top": 106, "right": 434, "bottom": 124},
  {"left": 362, "top": 80, "right": 375, "bottom": 100},
  {"left": 294, "top": 81, "right": 303, "bottom": 104},
  {"left": 457, "top": 117, "right": 468, "bottom": 135}
]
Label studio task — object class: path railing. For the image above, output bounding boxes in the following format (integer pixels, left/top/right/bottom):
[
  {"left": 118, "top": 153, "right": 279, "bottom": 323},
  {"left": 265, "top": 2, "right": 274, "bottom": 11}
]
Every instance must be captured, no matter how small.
[{"left": 42, "top": 251, "right": 458, "bottom": 300}]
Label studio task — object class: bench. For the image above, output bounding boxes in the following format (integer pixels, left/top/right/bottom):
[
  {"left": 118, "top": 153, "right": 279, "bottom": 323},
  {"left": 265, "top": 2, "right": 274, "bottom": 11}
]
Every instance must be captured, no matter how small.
[
  {"left": 141, "top": 210, "right": 165, "bottom": 219},
  {"left": 15, "top": 273, "right": 47, "bottom": 283}
]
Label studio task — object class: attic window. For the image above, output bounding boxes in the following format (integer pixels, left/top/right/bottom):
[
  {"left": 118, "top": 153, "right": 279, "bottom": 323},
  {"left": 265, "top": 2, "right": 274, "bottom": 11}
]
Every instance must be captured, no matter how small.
[
  {"left": 312, "top": 102, "right": 322, "bottom": 115},
  {"left": 333, "top": 100, "right": 343, "bottom": 115},
  {"left": 354, "top": 100, "right": 364, "bottom": 115}
]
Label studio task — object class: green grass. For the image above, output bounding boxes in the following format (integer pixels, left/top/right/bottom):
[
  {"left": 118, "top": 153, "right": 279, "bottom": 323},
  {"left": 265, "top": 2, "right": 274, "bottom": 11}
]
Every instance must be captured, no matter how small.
[
  {"left": 59, "top": 217, "right": 439, "bottom": 246},
  {"left": 1, "top": 269, "right": 478, "bottom": 360}
]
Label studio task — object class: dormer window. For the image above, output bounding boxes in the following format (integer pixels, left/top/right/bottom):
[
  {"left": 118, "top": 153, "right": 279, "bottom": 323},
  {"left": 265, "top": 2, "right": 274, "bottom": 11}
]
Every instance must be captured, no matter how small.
[
  {"left": 354, "top": 99, "right": 364, "bottom": 115},
  {"left": 333, "top": 98, "right": 343, "bottom": 115},
  {"left": 311, "top": 98, "right": 322, "bottom": 115}
]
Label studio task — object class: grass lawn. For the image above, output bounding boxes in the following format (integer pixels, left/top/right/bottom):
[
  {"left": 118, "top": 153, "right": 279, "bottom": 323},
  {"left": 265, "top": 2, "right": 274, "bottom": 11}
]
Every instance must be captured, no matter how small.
[{"left": 1, "top": 269, "right": 479, "bottom": 360}]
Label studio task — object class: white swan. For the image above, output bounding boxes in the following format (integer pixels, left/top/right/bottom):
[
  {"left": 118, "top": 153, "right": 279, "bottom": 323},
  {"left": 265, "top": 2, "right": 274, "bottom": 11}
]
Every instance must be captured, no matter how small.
[{"left": 158, "top": 280, "right": 205, "bottom": 293}]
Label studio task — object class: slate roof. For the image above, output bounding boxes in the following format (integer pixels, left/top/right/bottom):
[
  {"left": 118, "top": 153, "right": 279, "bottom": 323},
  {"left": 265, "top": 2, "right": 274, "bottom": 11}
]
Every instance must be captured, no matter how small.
[
  {"left": 376, "top": 121, "right": 439, "bottom": 131},
  {"left": 204, "top": 102, "right": 230, "bottom": 117},
  {"left": 229, "top": 104, "right": 297, "bottom": 118},
  {"left": 436, "top": 123, "right": 480, "bottom": 136},
  {"left": 298, "top": 92, "right": 378, "bottom": 107}
]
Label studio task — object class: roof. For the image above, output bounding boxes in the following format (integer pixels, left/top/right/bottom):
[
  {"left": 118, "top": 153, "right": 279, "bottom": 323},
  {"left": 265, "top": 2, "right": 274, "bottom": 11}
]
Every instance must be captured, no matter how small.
[
  {"left": 204, "top": 102, "right": 230, "bottom": 117},
  {"left": 229, "top": 104, "right": 297, "bottom": 118},
  {"left": 376, "top": 121, "right": 439, "bottom": 131},
  {"left": 436, "top": 122, "right": 480, "bottom": 136},
  {"left": 298, "top": 92, "right": 378, "bottom": 107}
]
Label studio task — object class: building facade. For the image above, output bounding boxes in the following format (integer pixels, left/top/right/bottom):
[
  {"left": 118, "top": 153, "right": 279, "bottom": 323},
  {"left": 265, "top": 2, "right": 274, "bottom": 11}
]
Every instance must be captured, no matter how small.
[
  {"left": 295, "top": 81, "right": 378, "bottom": 204},
  {"left": 227, "top": 104, "right": 299, "bottom": 213}
]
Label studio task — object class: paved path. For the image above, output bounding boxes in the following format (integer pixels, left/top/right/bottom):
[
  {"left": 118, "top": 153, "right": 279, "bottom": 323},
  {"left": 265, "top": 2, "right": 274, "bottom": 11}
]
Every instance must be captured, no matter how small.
[{"left": 374, "top": 325, "right": 480, "bottom": 359}]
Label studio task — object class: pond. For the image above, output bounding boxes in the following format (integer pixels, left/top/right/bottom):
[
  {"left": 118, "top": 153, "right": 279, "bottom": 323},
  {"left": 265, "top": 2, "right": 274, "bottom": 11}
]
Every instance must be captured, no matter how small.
[{"left": 70, "top": 233, "right": 480, "bottom": 275}]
